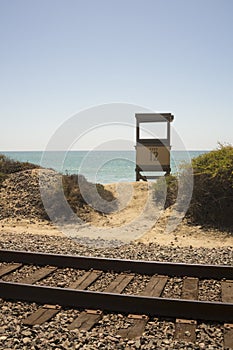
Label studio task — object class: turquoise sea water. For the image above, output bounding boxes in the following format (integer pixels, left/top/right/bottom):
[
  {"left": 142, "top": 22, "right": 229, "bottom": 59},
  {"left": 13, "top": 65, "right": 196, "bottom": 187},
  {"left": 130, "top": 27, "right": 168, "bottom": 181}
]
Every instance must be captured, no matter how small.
[{"left": 1, "top": 150, "right": 207, "bottom": 184}]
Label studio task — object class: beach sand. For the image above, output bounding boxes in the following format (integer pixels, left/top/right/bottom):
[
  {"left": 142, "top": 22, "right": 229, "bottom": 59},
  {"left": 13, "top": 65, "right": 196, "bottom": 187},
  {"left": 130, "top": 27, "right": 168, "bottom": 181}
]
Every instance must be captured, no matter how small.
[{"left": 0, "top": 181, "right": 232, "bottom": 248}]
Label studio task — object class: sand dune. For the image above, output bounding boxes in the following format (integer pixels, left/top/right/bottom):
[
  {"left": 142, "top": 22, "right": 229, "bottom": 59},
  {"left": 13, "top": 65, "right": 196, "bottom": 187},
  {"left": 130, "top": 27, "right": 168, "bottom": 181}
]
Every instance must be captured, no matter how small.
[{"left": 0, "top": 170, "right": 232, "bottom": 248}]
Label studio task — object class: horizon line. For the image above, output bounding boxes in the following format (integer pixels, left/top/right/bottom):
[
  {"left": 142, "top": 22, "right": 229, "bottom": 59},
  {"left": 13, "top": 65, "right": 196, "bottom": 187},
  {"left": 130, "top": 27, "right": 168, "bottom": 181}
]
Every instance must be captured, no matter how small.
[{"left": 1, "top": 149, "right": 211, "bottom": 152}]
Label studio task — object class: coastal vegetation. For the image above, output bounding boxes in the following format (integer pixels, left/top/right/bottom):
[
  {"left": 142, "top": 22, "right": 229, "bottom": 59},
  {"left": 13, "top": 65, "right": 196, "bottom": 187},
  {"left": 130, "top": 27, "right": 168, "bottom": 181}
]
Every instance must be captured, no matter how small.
[
  {"left": 154, "top": 144, "right": 233, "bottom": 229},
  {"left": 0, "top": 154, "right": 39, "bottom": 185},
  {"left": 187, "top": 144, "right": 233, "bottom": 229},
  {"left": 0, "top": 154, "right": 115, "bottom": 221},
  {"left": 1, "top": 145, "right": 233, "bottom": 230},
  {"left": 62, "top": 173, "right": 116, "bottom": 214}
]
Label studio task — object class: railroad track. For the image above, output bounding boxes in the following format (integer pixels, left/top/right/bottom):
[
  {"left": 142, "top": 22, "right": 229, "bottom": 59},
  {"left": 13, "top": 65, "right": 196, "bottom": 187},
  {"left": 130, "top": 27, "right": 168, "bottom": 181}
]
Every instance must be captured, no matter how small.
[{"left": 0, "top": 249, "right": 232, "bottom": 346}]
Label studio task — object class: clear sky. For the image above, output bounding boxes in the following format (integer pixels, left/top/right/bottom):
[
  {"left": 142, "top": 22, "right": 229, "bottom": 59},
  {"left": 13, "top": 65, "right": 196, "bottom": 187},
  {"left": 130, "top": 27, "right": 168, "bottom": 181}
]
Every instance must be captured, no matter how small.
[{"left": 1, "top": 0, "right": 233, "bottom": 151}]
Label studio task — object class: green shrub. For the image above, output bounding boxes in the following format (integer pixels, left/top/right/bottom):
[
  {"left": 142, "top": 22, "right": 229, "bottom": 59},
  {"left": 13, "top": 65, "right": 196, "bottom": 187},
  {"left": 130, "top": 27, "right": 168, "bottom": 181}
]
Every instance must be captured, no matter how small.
[
  {"left": 0, "top": 154, "right": 39, "bottom": 175},
  {"left": 0, "top": 172, "right": 7, "bottom": 185},
  {"left": 0, "top": 154, "right": 116, "bottom": 219},
  {"left": 153, "top": 144, "right": 233, "bottom": 229},
  {"left": 187, "top": 144, "right": 233, "bottom": 229},
  {"left": 62, "top": 174, "right": 116, "bottom": 214},
  {"left": 0, "top": 154, "right": 39, "bottom": 189}
]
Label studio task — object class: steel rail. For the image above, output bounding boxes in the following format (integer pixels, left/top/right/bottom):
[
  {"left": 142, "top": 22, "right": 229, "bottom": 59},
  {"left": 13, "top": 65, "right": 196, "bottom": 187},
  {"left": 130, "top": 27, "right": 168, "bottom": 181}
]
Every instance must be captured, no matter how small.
[
  {"left": 0, "top": 281, "right": 232, "bottom": 322},
  {"left": 0, "top": 249, "right": 232, "bottom": 279}
]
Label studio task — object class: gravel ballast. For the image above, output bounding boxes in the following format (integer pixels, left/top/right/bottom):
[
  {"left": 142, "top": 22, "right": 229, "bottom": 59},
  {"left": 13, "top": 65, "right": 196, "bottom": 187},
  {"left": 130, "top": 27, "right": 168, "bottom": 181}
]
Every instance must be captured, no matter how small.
[{"left": 0, "top": 231, "right": 232, "bottom": 349}]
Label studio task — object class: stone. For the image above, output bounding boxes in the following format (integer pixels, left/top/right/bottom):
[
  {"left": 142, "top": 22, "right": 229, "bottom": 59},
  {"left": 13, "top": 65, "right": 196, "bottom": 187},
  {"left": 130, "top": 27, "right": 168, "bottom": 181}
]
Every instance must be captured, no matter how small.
[{"left": 23, "top": 337, "right": 31, "bottom": 344}]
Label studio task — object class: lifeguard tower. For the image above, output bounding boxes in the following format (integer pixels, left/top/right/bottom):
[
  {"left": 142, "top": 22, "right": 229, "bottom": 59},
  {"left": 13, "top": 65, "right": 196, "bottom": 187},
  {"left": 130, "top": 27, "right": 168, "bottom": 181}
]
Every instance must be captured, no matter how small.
[{"left": 135, "top": 113, "right": 174, "bottom": 181}]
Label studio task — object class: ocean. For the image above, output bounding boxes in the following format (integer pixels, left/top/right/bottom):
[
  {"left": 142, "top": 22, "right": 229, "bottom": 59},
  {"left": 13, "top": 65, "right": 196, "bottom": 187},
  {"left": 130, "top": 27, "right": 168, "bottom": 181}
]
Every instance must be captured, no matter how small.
[{"left": 1, "top": 150, "right": 207, "bottom": 184}]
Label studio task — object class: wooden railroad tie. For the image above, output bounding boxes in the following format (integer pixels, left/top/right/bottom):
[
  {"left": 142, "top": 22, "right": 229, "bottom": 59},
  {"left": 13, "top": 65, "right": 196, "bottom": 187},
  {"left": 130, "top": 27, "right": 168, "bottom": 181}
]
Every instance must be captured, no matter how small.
[
  {"left": 68, "top": 273, "right": 134, "bottom": 331},
  {"left": 118, "top": 275, "right": 168, "bottom": 339},
  {"left": 0, "top": 263, "right": 23, "bottom": 306},
  {"left": 19, "top": 266, "right": 59, "bottom": 326},
  {"left": 19, "top": 266, "right": 57, "bottom": 285},
  {"left": 23, "top": 270, "right": 102, "bottom": 326},
  {"left": 0, "top": 263, "right": 59, "bottom": 326},
  {"left": 174, "top": 277, "right": 198, "bottom": 343},
  {"left": 222, "top": 280, "right": 233, "bottom": 349},
  {"left": 0, "top": 263, "right": 23, "bottom": 278}
]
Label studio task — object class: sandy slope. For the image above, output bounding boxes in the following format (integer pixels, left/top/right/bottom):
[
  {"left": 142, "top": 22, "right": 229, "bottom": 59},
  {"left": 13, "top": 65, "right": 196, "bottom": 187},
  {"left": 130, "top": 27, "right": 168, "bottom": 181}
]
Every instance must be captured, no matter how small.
[{"left": 0, "top": 175, "right": 232, "bottom": 248}]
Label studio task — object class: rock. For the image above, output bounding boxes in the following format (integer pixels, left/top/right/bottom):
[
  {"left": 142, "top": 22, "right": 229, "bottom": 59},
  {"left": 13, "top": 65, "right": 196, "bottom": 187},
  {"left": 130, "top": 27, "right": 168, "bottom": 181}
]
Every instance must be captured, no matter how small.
[
  {"left": 22, "top": 337, "right": 31, "bottom": 344},
  {"left": 21, "top": 330, "right": 32, "bottom": 336},
  {"left": 0, "top": 335, "right": 7, "bottom": 341}
]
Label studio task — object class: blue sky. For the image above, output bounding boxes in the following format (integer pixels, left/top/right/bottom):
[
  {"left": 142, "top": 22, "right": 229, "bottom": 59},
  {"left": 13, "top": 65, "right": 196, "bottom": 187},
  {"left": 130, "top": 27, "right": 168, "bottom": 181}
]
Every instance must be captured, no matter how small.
[{"left": 1, "top": 0, "right": 233, "bottom": 150}]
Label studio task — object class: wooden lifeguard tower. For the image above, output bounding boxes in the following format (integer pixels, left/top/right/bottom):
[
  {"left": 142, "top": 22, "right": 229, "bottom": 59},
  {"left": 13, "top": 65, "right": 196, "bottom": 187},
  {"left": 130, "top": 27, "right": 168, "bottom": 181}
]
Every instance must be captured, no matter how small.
[{"left": 135, "top": 113, "right": 174, "bottom": 181}]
